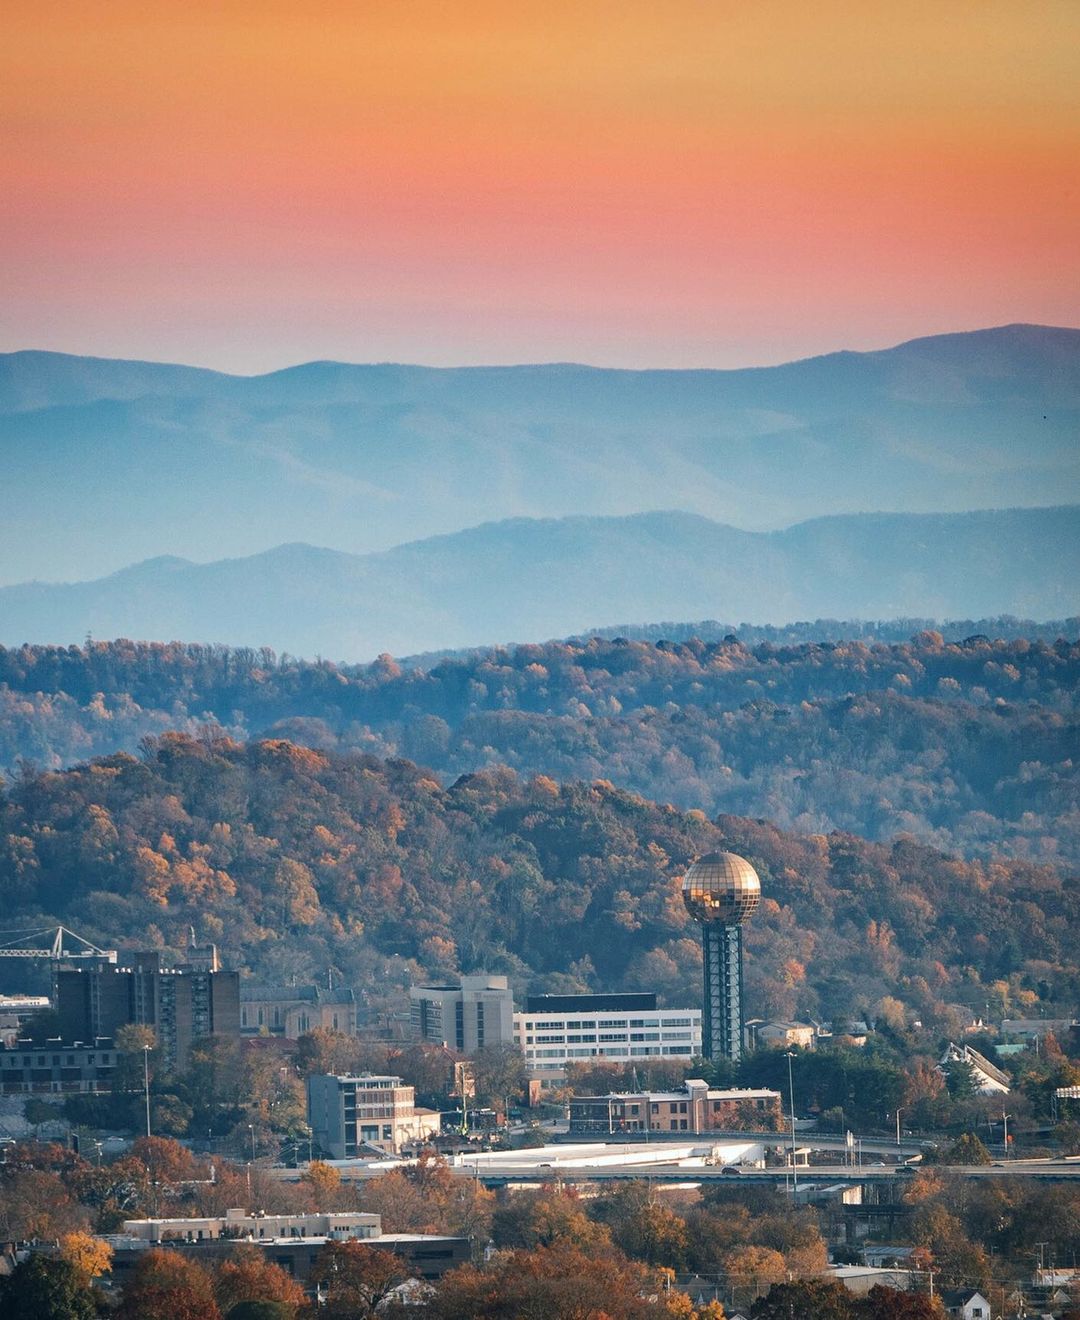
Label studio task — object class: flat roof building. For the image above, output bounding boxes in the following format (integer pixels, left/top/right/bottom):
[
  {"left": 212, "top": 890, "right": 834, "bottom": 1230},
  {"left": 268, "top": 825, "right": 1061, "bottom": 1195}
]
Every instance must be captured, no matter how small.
[
  {"left": 0, "top": 995, "right": 50, "bottom": 1045},
  {"left": 514, "top": 994, "right": 701, "bottom": 1085},
  {"left": 0, "top": 1036, "right": 117, "bottom": 1094},
  {"left": 56, "top": 946, "right": 239, "bottom": 1071},
  {"left": 568, "top": 1079, "right": 783, "bottom": 1136},
  {"left": 307, "top": 1073, "right": 441, "bottom": 1158},
  {"left": 87, "top": 1230, "right": 470, "bottom": 1288},
  {"left": 409, "top": 974, "right": 514, "bottom": 1053},
  {"left": 122, "top": 1208, "right": 381, "bottom": 1243}
]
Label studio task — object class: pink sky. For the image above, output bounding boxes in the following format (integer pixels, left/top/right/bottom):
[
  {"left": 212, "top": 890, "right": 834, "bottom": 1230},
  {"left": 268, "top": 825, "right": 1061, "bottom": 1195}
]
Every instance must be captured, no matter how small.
[{"left": 2, "top": 1, "right": 1078, "bottom": 371}]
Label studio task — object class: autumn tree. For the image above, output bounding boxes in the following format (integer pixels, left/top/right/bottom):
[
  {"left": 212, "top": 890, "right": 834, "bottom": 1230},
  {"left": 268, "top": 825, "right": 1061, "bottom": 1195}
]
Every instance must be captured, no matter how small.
[
  {"left": 591, "top": 1183, "right": 690, "bottom": 1269},
  {"left": 118, "top": 1247, "right": 222, "bottom": 1320},
  {"left": 295, "top": 1028, "right": 362, "bottom": 1078},
  {"left": 130, "top": 1135, "right": 203, "bottom": 1183},
  {"left": 750, "top": 1279, "right": 855, "bottom": 1320},
  {"left": 58, "top": 1230, "right": 113, "bottom": 1284},
  {"left": 723, "top": 1244, "right": 787, "bottom": 1293},
  {"left": 468, "top": 1043, "right": 527, "bottom": 1112},
  {"left": 859, "top": 1286, "right": 944, "bottom": 1319},
  {"left": 302, "top": 1159, "right": 342, "bottom": 1208},
  {"left": 361, "top": 1154, "right": 494, "bottom": 1241},
  {"left": 939, "top": 1132, "right": 991, "bottom": 1166},
  {"left": 225, "top": 1305, "right": 298, "bottom": 1320},
  {"left": 0, "top": 1168, "right": 88, "bottom": 1241},
  {"left": 491, "top": 1186, "right": 613, "bottom": 1252},
  {"left": 114, "top": 1023, "right": 159, "bottom": 1094},
  {"left": 420, "top": 1243, "right": 661, "bottom": 1320},
  {"left": 213, "top": 1245, "right": 305, "bottom": 1317},
  {"left": 310, "top": 1241, "right": 407, "bottom": 1319}
]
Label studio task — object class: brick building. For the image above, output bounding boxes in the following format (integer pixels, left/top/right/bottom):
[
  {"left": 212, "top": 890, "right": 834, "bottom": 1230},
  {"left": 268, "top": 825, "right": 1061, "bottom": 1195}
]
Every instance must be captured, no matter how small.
[
  {"left": 56, "top": 946, "right": 240, "bottom": 1070},
  {"left": 568, "top": 1078, "right": 783, "bottom": 1136}
]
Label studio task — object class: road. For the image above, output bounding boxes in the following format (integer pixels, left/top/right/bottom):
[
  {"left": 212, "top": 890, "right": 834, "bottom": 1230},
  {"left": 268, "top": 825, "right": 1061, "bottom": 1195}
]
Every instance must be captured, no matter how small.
[{"left": 460, "top": 1158, "right": 1080, "bottom": 1186}]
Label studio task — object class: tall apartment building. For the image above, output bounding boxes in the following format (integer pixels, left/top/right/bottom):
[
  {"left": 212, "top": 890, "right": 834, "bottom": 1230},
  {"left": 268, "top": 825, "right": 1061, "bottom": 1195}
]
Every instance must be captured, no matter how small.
[
  {"left": 306, "top": 1073, "right": 441, "bottom": 1158},
  {"left": 55, "top": 946, "right": 240, "bottom": 1071},
  {"left": 409, "top": 974, "right": 514, "bottom": 1053},
  {"left": 513, "top": 993, "right": 702, "bottom": 1084}
]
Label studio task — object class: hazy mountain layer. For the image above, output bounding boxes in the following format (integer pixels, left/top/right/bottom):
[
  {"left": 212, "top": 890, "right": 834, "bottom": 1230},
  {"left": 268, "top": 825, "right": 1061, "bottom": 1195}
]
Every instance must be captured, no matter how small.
[
  {"left": 1, "top": 506, "right": 1076, "bottom": 660},
  {"left": 1, "top": 323, "right": 1078, "bottom": 583}
]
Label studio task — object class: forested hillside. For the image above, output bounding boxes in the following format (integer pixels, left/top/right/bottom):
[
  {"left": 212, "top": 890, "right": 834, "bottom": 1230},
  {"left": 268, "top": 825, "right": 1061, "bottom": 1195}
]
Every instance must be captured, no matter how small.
[
  {"left": 1, "top": 735, "right": 1076, "bottom": 1026},
  {"left": 2, "top": 629, "right": 1078, "bottom": 864}
]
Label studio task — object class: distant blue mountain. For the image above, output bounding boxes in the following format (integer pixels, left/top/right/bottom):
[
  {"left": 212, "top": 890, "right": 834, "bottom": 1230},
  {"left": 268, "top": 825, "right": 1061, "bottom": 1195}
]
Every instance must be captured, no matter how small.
[
  {"left": 1, "top": 324, "right": 1077, "bottom": 584},
  {"left": 0, "top": 506, "right": 1075, "bottom": 661}
]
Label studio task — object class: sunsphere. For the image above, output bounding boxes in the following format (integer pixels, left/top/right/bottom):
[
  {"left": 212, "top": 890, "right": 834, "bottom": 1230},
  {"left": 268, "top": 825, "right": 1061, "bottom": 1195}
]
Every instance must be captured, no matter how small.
[
  {"left": 681, "top": 850, "right": 761, "bottom": 1061},
  {"left": 681, "top": 851, "right": 761, "bottom": 925}
]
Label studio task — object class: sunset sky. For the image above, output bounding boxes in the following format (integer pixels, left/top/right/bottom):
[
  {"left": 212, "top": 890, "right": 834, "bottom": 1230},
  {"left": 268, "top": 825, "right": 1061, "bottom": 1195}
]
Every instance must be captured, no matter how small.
[{"left": 3, "top": 1, "right": 1078, "bottom": 371}]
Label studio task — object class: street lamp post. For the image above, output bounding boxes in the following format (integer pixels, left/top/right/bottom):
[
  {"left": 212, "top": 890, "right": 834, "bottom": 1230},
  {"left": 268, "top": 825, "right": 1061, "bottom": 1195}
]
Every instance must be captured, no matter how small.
[
  {"left": 895, "top": 1107, "right": 904, "bottom": 1148},
  {"left": 785, "top": 1052, "right": 798, "bottom": 1194},
  {"left": 142, "top": 1045, "right": 152, "bottom": 1139},
  {"left": 1002, "top": 1111, "right": 1011, "bottom": 1160}
]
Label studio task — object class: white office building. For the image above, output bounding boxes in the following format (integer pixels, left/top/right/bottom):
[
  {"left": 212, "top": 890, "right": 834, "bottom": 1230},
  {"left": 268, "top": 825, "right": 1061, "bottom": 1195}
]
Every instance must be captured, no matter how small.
[{"left": 513, "top": 993, "right": 701, "bottom": 1083}]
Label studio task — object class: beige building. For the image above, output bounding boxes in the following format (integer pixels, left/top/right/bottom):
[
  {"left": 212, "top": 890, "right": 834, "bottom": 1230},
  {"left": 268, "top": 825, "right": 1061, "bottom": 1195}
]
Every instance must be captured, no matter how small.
[
  {"left": 0, "top": 995, "right": 50, "bottom": 1045},
  {"left": 307, "top": 1073, "right": 441, "bottom": 1158},
  {"left": 569, "top": 1079, "right": 783, "bottom": 1136},
  {"left": 240, "top": 983, "right": 356, "bottom": 1038},
  {"left": 752, "top": 1021, "right": 817, "bottom": 1050},
  {"left": 514, "top": 992, "right": 702, "bottom": 1085},
  {"left": 410, "top": 974, "right": 514, "bottom": 1053},
  {"left": 121, "top": 1207, "right": 381, "bottom": 1243}
]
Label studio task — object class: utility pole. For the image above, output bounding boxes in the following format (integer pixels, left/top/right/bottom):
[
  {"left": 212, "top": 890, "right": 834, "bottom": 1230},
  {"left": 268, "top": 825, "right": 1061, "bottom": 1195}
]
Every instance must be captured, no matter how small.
[
  {"left": 895, "top": 1107, "right": 904, "bottom": 1147},
  {"left": 785, "top": 1051, "right": 798, "bottom": 1193},
  {"left": 142, "top": 1045, "right": 152, "bottom": 1138}
]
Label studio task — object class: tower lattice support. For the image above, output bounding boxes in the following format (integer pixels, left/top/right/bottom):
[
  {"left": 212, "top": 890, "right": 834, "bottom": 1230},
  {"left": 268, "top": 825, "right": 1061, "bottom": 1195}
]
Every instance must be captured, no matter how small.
[{"left": 702, "top": 923, "right": 744, "bottom": 1061}]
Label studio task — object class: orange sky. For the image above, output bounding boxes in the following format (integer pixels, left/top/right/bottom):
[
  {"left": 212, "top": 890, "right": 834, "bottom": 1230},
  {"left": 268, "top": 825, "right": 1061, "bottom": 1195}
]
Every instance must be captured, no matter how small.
[{"left": 2, "top": 1, "right": 1078, "bottom": 369}]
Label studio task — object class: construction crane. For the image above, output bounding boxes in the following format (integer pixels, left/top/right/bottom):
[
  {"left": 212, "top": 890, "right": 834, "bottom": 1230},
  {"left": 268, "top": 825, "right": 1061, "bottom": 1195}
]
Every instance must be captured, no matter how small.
[{"left": 0, "top": 925, "right": 117, "bottom": 964}]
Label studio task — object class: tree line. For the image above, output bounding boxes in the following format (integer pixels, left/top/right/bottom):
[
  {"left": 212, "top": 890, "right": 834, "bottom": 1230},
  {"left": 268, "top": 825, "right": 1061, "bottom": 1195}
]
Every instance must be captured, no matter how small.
[
  {"left": 3, "top": 1137, "right": 1080, "bottom": 1318},
  {"left": 1, "top": 630, "right": 1077, "bottom": 865}
]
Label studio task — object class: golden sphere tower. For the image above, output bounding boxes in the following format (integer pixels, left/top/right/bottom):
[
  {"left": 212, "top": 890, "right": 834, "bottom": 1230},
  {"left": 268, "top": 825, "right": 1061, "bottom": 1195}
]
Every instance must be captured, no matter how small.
[{"left": 682, "top": 851, "right": 760, "bottom": 1061}]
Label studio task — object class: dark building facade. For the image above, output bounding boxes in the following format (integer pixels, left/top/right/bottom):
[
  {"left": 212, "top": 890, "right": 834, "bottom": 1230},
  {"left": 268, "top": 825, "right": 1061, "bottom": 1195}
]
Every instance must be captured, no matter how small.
[
  {"left": 56, "top": 946, "right": 240, "bottom": 1070},
  {"left": 524, "top": 992, "right": 658, "bottom": 1015},
  {"left": 0, "top": 1036, "right": 117, "bottom": 1093}
]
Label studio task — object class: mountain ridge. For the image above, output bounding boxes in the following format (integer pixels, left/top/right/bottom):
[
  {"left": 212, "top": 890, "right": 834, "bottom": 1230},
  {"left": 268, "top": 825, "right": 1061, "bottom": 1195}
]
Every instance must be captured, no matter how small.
[
  {"left": 1, "top": 505, "right": 1076, "bottom": 661},
  {"left": 2, "top": 324, "right": 1078, "bottom": 585},
  {"left": 4, "top": 322, "right": 1076, "bottom": 401}
]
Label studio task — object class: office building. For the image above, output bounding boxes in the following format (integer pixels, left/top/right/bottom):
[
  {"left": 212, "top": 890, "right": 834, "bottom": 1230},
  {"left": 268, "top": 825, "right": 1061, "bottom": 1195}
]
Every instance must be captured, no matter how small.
[
  {"left": 409, "top": 974, "right": 514, "bottom": 1052},
  {"left": 93, "top": 1231, "right": 470, "bottom": 1288},
  {"left": 0, "top": 1036, "right": 117, "bottom": 1093},
  {"left": 0, "top": 994, "right": 50, "bottom": 1044},
  {"left": 568, "top": 1078, "right": 783, "bottom": 1136},
  {"left": 307, "top": 1073, "right": 441, "bottom": 1158},
  {"left": 121, "top": 1208, "right": 381, "bottom": 1243},
  {"left": 513, "top": 992, "right": 701, "bottom": 1084}
]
